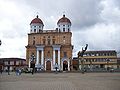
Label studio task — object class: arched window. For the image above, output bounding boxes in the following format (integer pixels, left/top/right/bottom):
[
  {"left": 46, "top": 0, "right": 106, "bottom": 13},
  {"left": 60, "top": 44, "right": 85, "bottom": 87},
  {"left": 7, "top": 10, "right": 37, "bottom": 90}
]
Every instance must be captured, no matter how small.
[
  {"left": 68, "top": 28, "right": 70, "bottom": 32},
  {"left": 34, "top": 29, "right": 36, "bottom": 32},
  {"left": 48, "top": 39, "right": 50, "bottom": 45},
  {"left": 33, "top": 40, "right": 35, "bottom": 45},
  {"left": 43, "top": 40, "right": 45, "bottom": 45},
  {"left": 63, "top": 28, "right": 65, "bottom": 32}
]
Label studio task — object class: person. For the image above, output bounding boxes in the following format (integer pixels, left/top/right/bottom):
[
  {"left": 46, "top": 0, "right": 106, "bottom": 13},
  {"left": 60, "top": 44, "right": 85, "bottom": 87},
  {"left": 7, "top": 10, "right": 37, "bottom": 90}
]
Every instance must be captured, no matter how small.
[
  {"left": 32, "top": 67, "right": 35, "bottom": 75},
  {"left": 16, "top": 68, "right": 19, "bottom": 76},
  {"left": 19, "top": 69, "right": 21, "bottom": 75},
  {"left": 7, "top": 65, "right": 10, "bottom": 75},
  {"left": 55, "top": 63, "right": 58, "bottom": 73},
  {"left": 0, "top": 68, "right": 3, "bottom": 74}
]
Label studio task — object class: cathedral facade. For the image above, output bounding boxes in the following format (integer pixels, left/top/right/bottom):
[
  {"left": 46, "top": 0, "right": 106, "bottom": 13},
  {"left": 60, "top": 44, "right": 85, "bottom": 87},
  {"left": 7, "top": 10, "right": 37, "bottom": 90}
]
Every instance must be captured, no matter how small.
[{"left": 26, "top": 15, "right": 73, "bottom": 71}]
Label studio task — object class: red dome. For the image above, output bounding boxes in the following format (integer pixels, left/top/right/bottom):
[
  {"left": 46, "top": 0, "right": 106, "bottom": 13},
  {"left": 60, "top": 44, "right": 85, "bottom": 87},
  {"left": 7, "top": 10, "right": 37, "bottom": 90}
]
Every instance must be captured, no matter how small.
[
  {"left": 57, "top": 15, "right": 71, "bottom": 25},
  {"left": 30, "top": 15, "right": 44, "bottom": 25}
]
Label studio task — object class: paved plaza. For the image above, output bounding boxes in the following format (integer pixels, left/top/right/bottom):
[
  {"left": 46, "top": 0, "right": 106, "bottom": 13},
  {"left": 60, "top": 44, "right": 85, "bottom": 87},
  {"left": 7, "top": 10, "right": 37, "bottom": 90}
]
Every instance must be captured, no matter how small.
[{"left": 0, "top": 72, "right": 120, "bottom": 90}]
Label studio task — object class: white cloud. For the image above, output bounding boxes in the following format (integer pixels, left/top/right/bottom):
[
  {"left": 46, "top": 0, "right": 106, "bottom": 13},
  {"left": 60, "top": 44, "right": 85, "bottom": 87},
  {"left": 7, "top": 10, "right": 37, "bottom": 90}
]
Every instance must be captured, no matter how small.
[
  {"left": 100, "top": 0, "right": 120, "bottom": 24},
  {"left": 0, "top": 0, "right": 120, "bottom": 58}
]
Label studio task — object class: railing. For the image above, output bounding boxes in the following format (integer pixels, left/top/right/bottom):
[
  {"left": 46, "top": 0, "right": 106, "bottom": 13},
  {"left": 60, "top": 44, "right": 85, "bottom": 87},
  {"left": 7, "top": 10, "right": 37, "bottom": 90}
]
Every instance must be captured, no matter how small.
[{"left": 42, "top": 30, "right": 59, "bottom": 33}]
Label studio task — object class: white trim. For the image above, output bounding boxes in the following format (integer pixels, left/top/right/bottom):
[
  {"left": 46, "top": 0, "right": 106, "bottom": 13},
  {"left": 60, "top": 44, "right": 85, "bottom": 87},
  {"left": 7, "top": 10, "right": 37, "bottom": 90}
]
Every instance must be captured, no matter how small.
[
  {"left": 53, "top": 50, "right": 55, "bottom": 67},
  {"left": 41, "top": 50, "right": 44, "bottom": 66},
  {"left": 58, "top": 50, "right": 60, "bottom": 70},
  {"left": 29, "top": 58, "right": 31, "bottom": 68},
  {"left": 36, "top": 50, "right": 39, "bottom": 65}
]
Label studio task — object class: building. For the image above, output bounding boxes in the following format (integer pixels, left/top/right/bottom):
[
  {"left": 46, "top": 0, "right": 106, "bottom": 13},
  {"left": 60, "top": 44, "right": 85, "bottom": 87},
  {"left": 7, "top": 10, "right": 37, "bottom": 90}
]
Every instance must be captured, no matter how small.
[
  {"left": 72, "top": 50, "right": 118, "bottom": 70},
  {"left": 26, "top": 15, "right": 73, "bottom": 71},
  {"left": 0, "top": 58, "right": 26, "bottom": 71},
  {"left": 117, "top": 58, "right": 120, "bottom": 68}
]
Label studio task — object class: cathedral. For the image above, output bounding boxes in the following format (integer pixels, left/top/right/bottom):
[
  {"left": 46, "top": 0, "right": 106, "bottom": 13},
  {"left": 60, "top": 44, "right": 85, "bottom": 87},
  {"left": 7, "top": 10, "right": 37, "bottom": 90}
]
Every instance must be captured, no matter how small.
[{"left": 26, "top": 15, "right": 73, "bottom": 71}]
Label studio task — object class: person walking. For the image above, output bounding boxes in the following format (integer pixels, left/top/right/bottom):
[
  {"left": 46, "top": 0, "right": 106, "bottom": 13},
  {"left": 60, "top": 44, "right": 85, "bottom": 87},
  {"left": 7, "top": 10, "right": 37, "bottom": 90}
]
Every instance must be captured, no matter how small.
[
  {"left": 0, "top": 68, "right": 3, "bottom": 74},
  {"left": 7, "top": 65, "right": 10, "bottom": 75}
]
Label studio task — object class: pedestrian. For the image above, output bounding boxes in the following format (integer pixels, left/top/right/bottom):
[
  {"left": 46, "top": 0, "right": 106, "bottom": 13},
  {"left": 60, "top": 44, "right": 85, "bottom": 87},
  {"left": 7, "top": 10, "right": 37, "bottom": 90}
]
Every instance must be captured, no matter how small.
[
  {"left": 0, "top": 68, "right": 3, "bottom": 74},
  {"left": 19, "top": 69, "right": 21, "bottom": 75},
  {"left": 32, "top": 68, "right": 34, "bottom": 75},
  {"left": 16, "top": 68, "right": 20, "bottom": 76},
  {"left": 7, "top": 65, "right": 10, "bottom": 75}
]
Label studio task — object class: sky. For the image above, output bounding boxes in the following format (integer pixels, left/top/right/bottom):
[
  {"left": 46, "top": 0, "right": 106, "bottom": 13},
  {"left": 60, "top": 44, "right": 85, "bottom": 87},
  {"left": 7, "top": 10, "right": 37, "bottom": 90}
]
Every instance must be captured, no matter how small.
[{"left": 0, "top": 0, "right": 120, "bottom": 58}]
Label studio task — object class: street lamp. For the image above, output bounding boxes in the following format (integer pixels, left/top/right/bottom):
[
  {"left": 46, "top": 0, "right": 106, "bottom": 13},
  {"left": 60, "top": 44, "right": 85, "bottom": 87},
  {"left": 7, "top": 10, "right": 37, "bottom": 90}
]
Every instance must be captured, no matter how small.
[
  {"left": 78, "top": 44, "right": 88, "bottom": 74},
  {"left": 30, "top": 53, "right": 36, "bottom": 74},
  {"left": 107, "top": 59, "right": 110, "bottom": 71},
  {"left": 0, "top": 40, "right": 1, "bottom": 46}
]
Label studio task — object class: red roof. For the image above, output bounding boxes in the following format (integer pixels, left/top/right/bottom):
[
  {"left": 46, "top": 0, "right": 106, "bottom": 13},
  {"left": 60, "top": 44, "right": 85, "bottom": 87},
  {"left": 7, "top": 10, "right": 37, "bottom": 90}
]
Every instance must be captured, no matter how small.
[
  {"left": 57, "top": 15, "right": 71, "bottom": 25},
  {"left": 30, "top": 15, "right": 44, "bottom": 25}
]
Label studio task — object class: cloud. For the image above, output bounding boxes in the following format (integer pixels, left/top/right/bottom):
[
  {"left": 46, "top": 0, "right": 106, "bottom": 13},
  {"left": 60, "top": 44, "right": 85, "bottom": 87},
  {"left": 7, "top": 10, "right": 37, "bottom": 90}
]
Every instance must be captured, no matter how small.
[
  {"left": 0, "top": 0, "right": 120, "bottom": 58},
  {"left": 0, "top": 0, "right": 30, "bottom": 58},
  {"left": 73, "top": 22, "right": 120, "bottom": 56},
  {"left": 100, "top": 0, "right": 120, "bottom": 24}
]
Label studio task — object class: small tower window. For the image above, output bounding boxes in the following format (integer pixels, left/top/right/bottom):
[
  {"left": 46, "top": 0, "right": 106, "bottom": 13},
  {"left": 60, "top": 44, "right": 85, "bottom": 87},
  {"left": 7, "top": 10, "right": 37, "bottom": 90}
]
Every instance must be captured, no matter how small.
[
  {"left": 63, "top": 52, "right": 67, "bottom": 57},
  {"left": 34, "top": 29, "right": 36, "bottom": 32},
  {"left": 48, "top": 39, "right": 50, "bottom": 45},
  {"left": 39, "top": 29, "right": 41, "bottom": 32},
  {"left": 59, "top": 29, "right": 60, "bottom": 32},
  {"left": 34, "top": 26, "right": 36, "bottom": 28},
  {"left": 43, "top": 40, "right": 45, "bottom": 44},
  {"left": 63, "top": 25, "right": 65, "bottom": 27},
  {"left": 68, "top": 28, "right": 70, "bottom": 32},
  {"left": 33, "top": 40, "right": 35, "bottom": 45},
  {"left": 53, "top": 40, "right": 55, "bottom": 44},
  {"left": 63, "top": 28, "right": 65, "bottom": 32},
  {"left": 48, "top": 36, "right": 50, "bottom": 38}
]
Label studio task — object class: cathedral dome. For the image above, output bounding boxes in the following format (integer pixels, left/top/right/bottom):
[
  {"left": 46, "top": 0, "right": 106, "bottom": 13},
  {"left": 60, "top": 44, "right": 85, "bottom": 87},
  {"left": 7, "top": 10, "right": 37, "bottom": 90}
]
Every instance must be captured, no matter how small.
[
  {"left": 30, "top": 15, "right": 44, "bottom": 25},
  {"left": 57, "top": 15, "right": 71, "bottom": 25}
]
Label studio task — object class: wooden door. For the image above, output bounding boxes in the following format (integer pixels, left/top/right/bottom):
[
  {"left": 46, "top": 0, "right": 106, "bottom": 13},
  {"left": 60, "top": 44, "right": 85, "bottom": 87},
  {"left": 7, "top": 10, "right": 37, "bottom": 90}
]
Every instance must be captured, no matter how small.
[{"left": 46, "top": 61, "right": 51, "bottom": 71}]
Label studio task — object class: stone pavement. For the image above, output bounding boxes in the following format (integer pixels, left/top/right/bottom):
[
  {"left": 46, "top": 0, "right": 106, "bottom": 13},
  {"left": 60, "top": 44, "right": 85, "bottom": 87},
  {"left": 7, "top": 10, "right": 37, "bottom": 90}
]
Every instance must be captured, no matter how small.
[{"left": 0, "top": 72, "right": 120, "bottom": 90}]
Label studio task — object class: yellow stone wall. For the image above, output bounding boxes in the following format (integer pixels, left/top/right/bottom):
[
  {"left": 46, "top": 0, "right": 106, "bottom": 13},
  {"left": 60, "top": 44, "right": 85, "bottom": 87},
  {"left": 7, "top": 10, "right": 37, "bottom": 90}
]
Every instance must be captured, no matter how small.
[{"left": 26, "top": 31, "right": 73, "bottom": 65}]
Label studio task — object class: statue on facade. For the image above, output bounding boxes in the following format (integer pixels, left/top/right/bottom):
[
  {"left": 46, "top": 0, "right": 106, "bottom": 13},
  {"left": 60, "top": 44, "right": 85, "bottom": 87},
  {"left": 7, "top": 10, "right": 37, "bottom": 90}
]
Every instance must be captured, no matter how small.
[
  {"left": 78, "top": 44, "right": 88, "bottom": 74},
  {"left": 30, "top": 53, "right": 36, "bottom": 75},
  {"left": 78, "top": 44, "right": 88, "bottom": 57}
]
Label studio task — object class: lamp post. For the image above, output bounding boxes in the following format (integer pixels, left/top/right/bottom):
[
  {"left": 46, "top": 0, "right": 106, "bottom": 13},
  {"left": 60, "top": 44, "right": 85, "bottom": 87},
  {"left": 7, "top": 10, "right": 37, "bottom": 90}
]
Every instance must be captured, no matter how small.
[
  {"left": 78, "top": 44, "right": 88, "bottom": 74},
  {"left": 107, "top": 59, "right": 110, "bottom": 71},
  {"left": 30, "top": 53, "right": 36, "bottom": 75},
  {"left": 0, "top": 40, "right": 1, "bottom": 46},
  {"left": 0, "top": 40, "right": 2, "bottom": 74}
]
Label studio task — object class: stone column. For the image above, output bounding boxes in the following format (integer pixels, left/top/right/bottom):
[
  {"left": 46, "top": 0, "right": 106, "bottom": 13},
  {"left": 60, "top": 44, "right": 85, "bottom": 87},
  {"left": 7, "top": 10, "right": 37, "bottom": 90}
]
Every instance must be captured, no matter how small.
[
  {"left": 53, "top": 50, "right": 55, "bottom": 66},
  {"left": 61, "top": 59, "right": 63, "bottom": 71},
  {"left": 52, "top": 45, "right": 61, "bottom": 71},
  {"left": 45, "top": 60, "right": 46, "bottom": 71},
  {"left": 68, "top": 59, "right": 70, "bottom": 71},
  {"left": 58, "top": 50, "right": 60, "bottom": 69},
  {"left": 36, "top": 50, "right": 39, "bottom": 65},
  {"left": 36, "top": 45, "right": 44, "bottom": 69},
  {"left": 29, "top": 58, "right": 31, "bottom": 68},
  {"left": 41, "top": 50, "right": 44, "bottom": 66}
]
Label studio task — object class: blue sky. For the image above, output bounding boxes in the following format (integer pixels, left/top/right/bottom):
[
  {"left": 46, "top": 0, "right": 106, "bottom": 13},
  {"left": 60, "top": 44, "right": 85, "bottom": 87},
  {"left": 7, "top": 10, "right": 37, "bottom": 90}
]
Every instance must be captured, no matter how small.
[{"left": 0, "top": 0, "right": 120, "bottom": 58}]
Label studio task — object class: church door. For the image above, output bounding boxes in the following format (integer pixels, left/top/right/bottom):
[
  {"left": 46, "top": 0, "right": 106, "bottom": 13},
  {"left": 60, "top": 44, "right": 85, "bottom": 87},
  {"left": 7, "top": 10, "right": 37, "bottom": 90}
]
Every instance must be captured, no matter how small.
[
  {"left": 46, "top": 61, "right": 51, "bottom": 71},
  {"left": 63, "top": 61, "right": 68, "bottom": 71}
]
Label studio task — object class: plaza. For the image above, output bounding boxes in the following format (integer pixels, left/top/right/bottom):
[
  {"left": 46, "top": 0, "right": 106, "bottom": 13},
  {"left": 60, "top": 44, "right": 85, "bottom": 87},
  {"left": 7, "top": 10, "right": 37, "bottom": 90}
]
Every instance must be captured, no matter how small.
[{"left": 0, "top": 72, "right": 120, "bottom": 90}]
